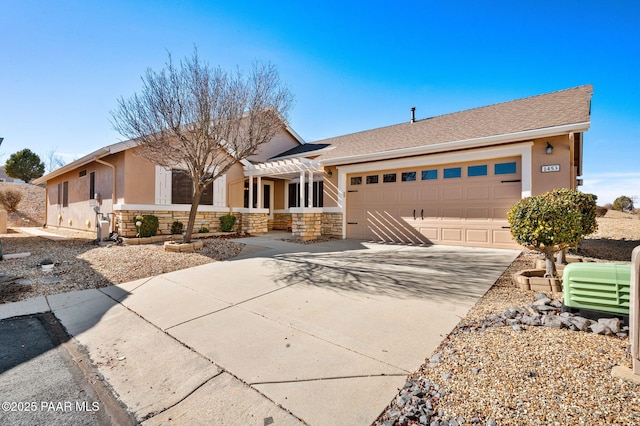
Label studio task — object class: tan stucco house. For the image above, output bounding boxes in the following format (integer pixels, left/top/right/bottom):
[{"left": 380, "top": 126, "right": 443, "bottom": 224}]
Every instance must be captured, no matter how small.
[{"left": 34, "top": 85, "right": 592, "bottom": 249}]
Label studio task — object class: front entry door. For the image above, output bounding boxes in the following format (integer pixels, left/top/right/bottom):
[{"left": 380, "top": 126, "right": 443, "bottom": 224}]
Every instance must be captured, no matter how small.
[
  {"left": 263, "top": 181, "right": 274, "bottom": 220},
  {"left": 244, "top": 181, "right": 274, "bottom": 220}
]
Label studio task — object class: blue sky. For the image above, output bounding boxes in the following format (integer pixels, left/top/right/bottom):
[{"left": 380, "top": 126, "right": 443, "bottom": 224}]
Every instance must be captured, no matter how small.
[{"left": 1, "top": 1, "right": 638, "bottom": 204}]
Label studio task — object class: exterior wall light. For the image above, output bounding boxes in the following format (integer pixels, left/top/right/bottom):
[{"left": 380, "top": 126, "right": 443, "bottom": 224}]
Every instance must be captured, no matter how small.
[
  {"left": 326, "top": 169, "right": 333, "bottom": 177},
  {"left": 545, "top": 142, "right": 554, "bottom": 155}
]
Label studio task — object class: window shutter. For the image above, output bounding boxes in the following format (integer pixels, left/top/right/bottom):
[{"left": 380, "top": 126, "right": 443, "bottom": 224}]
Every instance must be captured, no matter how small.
[
  {"left": 213, "top": 174, "right": 226, "bottom": 207},
  {"left": 155, "top": 166, "right": 172, "bottom": 205}
]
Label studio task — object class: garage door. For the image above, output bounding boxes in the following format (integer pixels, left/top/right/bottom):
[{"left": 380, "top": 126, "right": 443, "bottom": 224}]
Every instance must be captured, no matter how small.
[{"left": 346, "top": 158, "right": 521, "bottom": 249}]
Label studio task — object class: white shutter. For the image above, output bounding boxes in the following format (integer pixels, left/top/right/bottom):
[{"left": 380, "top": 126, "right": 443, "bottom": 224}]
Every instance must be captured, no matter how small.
[
  {"left": 155, "top": 166, "right": 172, "bottom": 205},
  {"left": 213, "top": 174, "right": 226, "bottom": 207}
]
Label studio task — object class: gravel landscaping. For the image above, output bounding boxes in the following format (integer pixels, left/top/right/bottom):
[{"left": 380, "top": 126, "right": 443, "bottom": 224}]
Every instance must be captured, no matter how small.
[
  {"left": 0, "top": 230, "right": 244, "bottom": 303},
  {"left": 1, "top": 183, "right": 640, "bottom": 425}
]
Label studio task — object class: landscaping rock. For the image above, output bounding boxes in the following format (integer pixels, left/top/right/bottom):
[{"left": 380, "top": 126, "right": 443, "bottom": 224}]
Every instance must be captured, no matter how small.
[
  {"left": 533, "top": 297, "right": 552, "bottom": 306},
  {"left": 589, "top": 323, "right": 612, "bottom": 335},
  {"left": 534, "top": 292, "right": 549, "bottom": 300},
  {"left": 569, "top": 316, "right": 591, "bottom": 331},
  {"left": 598, "top": 317, "right": 621, "bottom": 333}
]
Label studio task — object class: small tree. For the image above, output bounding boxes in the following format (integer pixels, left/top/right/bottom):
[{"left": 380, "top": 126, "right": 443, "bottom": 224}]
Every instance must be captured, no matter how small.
[
  {"left": 4, "top": 149, "right": 45, "bottom": 183},
  {"left": 507, "top": 188, "right": 597, "bottom": 277},
  {"left": 613, "top": 195, "right": 635, "bottom": 213},
  {"left": 45, "top": 147, "right": 66, "bottom": 173},
  {"left": 111, "top": 48, "right": 293, "bottom": 242}
]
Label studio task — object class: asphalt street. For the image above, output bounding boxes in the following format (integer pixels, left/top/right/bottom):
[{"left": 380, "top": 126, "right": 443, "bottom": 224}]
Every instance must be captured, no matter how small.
[{"left": 0, "top": 313, "right": 133, "bottom": 425}]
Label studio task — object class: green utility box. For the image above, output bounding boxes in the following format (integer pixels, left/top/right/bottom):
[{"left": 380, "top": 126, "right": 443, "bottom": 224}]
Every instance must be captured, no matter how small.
[{"left": 562, "top": 262, "right": 631, "bottom": 319}]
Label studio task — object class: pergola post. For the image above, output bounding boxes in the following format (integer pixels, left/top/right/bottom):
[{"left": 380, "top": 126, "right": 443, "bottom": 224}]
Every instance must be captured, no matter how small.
[
  {"left": 308, "top": 170, "right": 314, "bottom": 208},
  {"left": 299, "top": 170, "right": 305, "bottom": 208},
  {"left": 256, "top": 176, "right": 262, "bottom": 209},
  {"left": 248, "top": 175, "right": 254, "bottom": 211}
]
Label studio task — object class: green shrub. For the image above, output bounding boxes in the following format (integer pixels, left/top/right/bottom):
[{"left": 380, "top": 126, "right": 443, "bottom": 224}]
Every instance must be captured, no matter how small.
[
  {"left": 507, "top": 188, "right": 597, "bottom": 277},
  {"left": 198, "top": 225, "right": 209, "bottom": 233},
  {"left": 170, "top": 221, "right": 184, "bottom": 234},
  {"left": 0, "top": 188, "right": 22, "bottom": 213},
  {"left": 219, "top": 214, "right": 236, "bottom": 232},
  {"left": 135, "top": 214, "right": 159, "bottom": 237},
  {"left": 613, "top": 195, "right": 635, "bottom": 213}
]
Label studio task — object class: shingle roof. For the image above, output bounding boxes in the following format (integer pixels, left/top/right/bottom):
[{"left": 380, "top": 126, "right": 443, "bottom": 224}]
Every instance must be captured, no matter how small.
[
  {"left": 313, "top": 85, "right": 592, "bottom": 161},
  {"left": 269, "top": 143, "right": 330, "bottom": 160}
]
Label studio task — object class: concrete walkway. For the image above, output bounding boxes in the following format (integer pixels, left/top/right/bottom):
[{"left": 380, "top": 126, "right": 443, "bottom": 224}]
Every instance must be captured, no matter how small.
[
  {"left": 12, "top": 227, "right": 70, "bottom": 240},
  {"left": 0, "top": 235, "right": 519, "bottom": 425}
]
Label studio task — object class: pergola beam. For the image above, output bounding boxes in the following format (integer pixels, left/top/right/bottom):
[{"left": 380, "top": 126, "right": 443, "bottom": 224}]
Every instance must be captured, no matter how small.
[{"left": 243, "top": 158, "right": 322, "bottom": 177}]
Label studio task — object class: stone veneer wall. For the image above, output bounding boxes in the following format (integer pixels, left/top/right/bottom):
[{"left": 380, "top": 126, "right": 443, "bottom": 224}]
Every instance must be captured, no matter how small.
[
  {"left": 115, "top": 210, "right": 240, "bottom": 237},
  {"left": 272, "top": 213, "right": 292, "bottom": 231},
  {"left": 321, "top": 212, "right": 343, "bottom": 237},
  {"left": 240, "top": 212, "right": 268, "bottom": 235},
  {"left": 291, "top": 212, "right": 322, "bottom": 241}
]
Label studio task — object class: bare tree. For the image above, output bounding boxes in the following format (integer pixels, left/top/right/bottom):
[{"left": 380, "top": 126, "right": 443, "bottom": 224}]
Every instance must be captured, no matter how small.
[
  {"left": 111, "top": 49, "right": 293, "bottom": 242},
  {"left": 45, "top": 147, "right": 66, "bottom": 173}
]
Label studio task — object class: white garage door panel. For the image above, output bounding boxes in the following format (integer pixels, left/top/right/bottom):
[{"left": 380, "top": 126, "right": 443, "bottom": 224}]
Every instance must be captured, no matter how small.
[
  {"left": 400, "top": 189, "right": 419, "bottom": 202},
  {"left": 381, "top": 190, "right": 398, "bottom": 202},
  {"left": 420, "top": 188, "right": 439, "bottom": 201},
  {"left": 346, "top": 158, "right": 521, "bottom": 248},
  {"left": 493, "top": 183, "right": 520, "bottom": 199},
  {"left": 443, "top": 187, "right": 464, "bottom": 200},
  {"left": 467, "top": 207, "right": 490, "bottom": 219},
  {"left": 466, "top": 186, "right": 490, "bottom": 200},
  {"left": 419, "top": 228, "right": 438, "bottom": 240},
  {"left": 467, "top": 229, "right": 490, "bottom": 243},
  {"left": 442, "top": 228, "right": 463, "bottom": 242}
]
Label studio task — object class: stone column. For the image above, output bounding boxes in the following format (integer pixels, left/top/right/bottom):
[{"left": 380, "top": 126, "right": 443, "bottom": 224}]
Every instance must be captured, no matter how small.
[
  {"left": 240, "top": 212, "right": 268, "bottom": 235},
  {"left": 291, "top": 212, "right": 322, "bottom": 241}
]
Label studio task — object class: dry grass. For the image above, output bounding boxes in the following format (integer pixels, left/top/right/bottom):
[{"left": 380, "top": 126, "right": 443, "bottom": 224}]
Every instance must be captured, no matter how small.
[{"left": 576, "top": 209, "right": 640, "bottom": 261}]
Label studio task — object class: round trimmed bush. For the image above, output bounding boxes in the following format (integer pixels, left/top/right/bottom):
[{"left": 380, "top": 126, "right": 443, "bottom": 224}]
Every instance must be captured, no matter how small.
[
  {"left": 171, "top": 221, "right": 184, "bottom": 235},
  {"left": 138, "top": 214, "right": 159, "bottom": 237},
  {"left": 219, "top": 214, "right": 236, "bottom": 232}
]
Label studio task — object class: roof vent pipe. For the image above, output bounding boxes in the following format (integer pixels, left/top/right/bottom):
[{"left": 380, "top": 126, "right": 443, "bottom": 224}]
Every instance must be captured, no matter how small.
[{"left": 410, "top": 107, "right": 416, "bottom": 123}]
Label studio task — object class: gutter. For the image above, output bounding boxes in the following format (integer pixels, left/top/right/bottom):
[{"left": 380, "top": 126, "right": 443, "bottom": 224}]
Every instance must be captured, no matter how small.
[
  {"left": 319, "top": 121, "right": 591, "bottom": 166},
  {"left": 33, "top": 147, "right": 110, "bottom": 185}
]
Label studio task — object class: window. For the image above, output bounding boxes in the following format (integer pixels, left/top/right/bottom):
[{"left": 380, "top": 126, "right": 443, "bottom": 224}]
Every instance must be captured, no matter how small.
[
  {"left": 171, "top": 170, "right": 213, "bottom": 205},
  {"left": 350, "top": 176, "right": 362, "bottom": 185},
  {"left": 401, "top": 172, "right": 416, "bottom": 182},
  {"left": 89, "top": 172, "right": 96, "bottom": 200},
  {"left": 421, "top": 169, "right": 438, "bottom": 180},
  {"left": 383, "top": 173, "right": 397, "bottom": 183},
  {"left": 57, "top": 183, "right": 62, "bottom": 205},
  {"left": 288, "top": 181, "right": 324, "bottom": 208},
  {"left": 366, "top": 175, "right": 379, "bottom": 184},
  {"left": 62, "top": 181, "right": 69, "bottom": 207},
  {"left": 79, "top": 170, "right": 87, "bottom": 177},
  {"left": 467, "top": 165, "right": 488, "bottom": 177},
  {"left": 495, "top": 162, "right": 517, "bottom": 175},
  {"left": 444, "top": 167, "right": 462, "bottom": 179}
]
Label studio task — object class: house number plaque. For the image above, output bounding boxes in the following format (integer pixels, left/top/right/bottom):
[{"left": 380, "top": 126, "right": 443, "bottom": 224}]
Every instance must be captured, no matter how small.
[{"left": 541, "top": 164, "right": 560, "bottom": 173}]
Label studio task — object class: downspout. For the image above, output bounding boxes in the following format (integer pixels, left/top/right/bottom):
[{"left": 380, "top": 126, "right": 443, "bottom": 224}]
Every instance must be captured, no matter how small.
[
  {"left": 43, "top": 185, "right": 48, "bottom": 228},
  {"left": 94, "top": 157, "right": 116, "bottom": 232}
]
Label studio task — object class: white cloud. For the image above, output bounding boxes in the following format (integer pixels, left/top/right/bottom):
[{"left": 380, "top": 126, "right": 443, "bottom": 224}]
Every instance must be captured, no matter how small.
[{"left": 581, "top": 173, "right": 640, "bottom": 205}]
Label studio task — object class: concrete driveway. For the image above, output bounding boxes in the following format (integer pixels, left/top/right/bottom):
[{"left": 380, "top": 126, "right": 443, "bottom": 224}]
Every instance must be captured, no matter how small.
[{"left": 1, "top": 235, "right": 519, "bottom": 425}]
